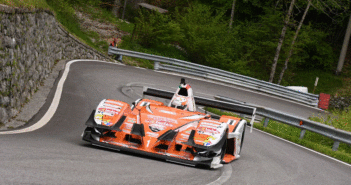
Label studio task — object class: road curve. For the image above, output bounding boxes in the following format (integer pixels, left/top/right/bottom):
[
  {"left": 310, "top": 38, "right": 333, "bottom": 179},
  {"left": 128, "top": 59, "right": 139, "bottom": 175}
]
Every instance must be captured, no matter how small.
[{"left": 0, "top": 60, "right": 350, "bottom": 185}]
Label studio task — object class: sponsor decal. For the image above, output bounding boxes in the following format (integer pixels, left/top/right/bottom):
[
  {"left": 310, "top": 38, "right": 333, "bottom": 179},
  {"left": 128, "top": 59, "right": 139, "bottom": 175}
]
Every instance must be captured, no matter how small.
[
  {"left": 200, "top": 122, "right": 220, "bottom": 127},
  {"left": 177, "top": 138, "right": 187, "bottom": 142},
  {"left": 176, "top": 122, "right": 198, "bottom": 132},
  {"left": 124, "top": 123, "right": 133, "bottom": 129},
  {"left": 102, "top": 120, "right": 112, "bottom": 126},
  {"left": 146, "top": 132, "right": 159, "bottom": 138},
  {"left": 146, "top": 115, "right": 177, "bottom": 132},
  {"left": 98, "top": 107, "right": 121, "bottom": 115},
  {"left": 122, "top": 129, "right": 130, "bottom": 133},
  {"left": 194, "top": 140, "right": 204, "bottom": 143},
  {"left": 204, "top": 136, "right": 218, "bottom": 146},
  {"left": 127, "top": 119, "right": 136, "bottom": 123},
  {"left": 180, "top": 133, "right": 190, "bottom": 139},
  {"left": 180, "top": 115, "right": 205, "bottom": 120},
  {"left": 194, "top": 136, "right": 217, "bottom": 146},
  {"left": 124, "top": 108, "right": 132, "bottom": 115},
  {"left": 175, "top": 96, "right": 187, "bottom": 103},
  {"left": 102, "top": 104, "right": 122, "bottom": 110},
  {"left": 197, "top": 127, "right": 220, "bottom": 135},
  {"left": 105, "top": 100, "right": 124, "bottom": 106},
  {"left": 159, "top": 110, "right": 176, "bottom": 115},
  {"left": 95, "top": 113, "right": 103, "bottom": 120},
  {"left": 202, "top": 120, "right": 220, "bottom": 123}
]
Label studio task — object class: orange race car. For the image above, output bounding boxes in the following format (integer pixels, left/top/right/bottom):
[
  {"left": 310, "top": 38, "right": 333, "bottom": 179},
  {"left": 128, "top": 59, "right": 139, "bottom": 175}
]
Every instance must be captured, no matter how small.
[{"left": 82, "top": 79, "right": 256, "bottom": 168}]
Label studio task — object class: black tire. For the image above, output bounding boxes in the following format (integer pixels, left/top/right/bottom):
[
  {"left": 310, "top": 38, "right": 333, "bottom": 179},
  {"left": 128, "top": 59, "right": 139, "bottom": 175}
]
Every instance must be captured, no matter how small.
[
  {"left": 239, "top": 125, "right": 246, "bottom": 155},
  {"left": 220, "top": 138, "right": 227, "bottom": 160}
]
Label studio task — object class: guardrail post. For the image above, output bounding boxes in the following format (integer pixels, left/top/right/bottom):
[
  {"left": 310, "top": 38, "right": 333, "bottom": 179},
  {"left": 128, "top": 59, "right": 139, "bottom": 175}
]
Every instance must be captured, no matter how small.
[
  {"left": 332, "top": 141, "right": 340, "bottom": 151},
  {"left": 154, "top": 61, "right": 160, "bottom": 70},
  {"left": 263, "top": 118, "right": 269, "bottom": 127},
  {"left": 299, "top": 129, "right": 306, "bottom": 139}
]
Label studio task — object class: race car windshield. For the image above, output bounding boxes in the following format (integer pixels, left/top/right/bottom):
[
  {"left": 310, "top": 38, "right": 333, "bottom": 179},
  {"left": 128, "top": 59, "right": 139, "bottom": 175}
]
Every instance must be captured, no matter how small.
[
  {"left": 178, "top": 88, "right": 188, "bottom": 96},
  {"left": 171, "top": 104, "right": 187, "bottom": 110}
]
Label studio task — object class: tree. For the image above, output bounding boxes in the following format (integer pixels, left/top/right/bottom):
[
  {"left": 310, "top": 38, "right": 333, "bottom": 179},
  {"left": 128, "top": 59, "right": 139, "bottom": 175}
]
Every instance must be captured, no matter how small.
[
  {"left": 336, "top": 14, "right": 351, "bottom": 75},
  {"left": 269, "top": 0, "right": 296, "bottom": 83},
  {"left": 113, "top": 0, "right": 123, "bottom": 17},
  {"left": 229, "top": 0, "right": 237, "bottom": 29},
  {"left": 134, "top": 9, "right": 183, "bottom": 47},
  {"left": 122, "top": 0, "right": 128, "bottom": 20},
  {"left": 277, "top": 0, "right": 312, "bottom": 84}
]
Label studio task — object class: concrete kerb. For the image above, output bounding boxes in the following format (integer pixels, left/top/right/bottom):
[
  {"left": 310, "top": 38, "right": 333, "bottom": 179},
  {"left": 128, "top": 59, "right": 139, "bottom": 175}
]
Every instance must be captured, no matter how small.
[{"left": 0, "top": 60, "right": 66, "bottom": 130}]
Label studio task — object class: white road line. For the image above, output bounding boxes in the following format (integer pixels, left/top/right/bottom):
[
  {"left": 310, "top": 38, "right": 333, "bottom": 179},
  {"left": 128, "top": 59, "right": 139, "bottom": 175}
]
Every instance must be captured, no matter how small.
[
  {"left": 205, "top": 126, "right": 351, "bottom": 185},
  {"left": 253, "top": 128, "right": 351, "bottom": 168},
  {"left": 207, "top": 164, "right": 233, "bottom": 185},
  {"left": 135, "top": 67, "right": 147, "bottom": 70},
  {"left": 0, "top": 59, "right": 120, "bottom": 135},
  {"left": 2, "top": 59, "right": 349, "bottom": 174},
  {"left": 114, "top": 60, "right": 126, "bottom": 65}
]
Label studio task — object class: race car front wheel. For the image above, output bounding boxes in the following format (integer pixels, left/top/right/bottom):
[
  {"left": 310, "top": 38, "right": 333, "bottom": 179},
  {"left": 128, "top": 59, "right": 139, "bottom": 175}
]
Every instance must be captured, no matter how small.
[{"left": 239, "top": 125, "right": 246, "bottom": 155}]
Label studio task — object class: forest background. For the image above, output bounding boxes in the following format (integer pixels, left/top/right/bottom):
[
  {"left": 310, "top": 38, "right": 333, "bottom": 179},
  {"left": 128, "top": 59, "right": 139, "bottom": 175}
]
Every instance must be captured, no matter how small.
[
  {"left": 117, "top": 0, "right": 351, "bottom": 96},
  {"left": 3, "top": 0, "right": 351, "bottom": 96}
]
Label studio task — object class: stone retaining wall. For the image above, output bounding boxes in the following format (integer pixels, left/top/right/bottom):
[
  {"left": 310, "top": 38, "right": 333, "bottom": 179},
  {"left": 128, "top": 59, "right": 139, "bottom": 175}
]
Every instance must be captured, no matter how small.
[
  {"left": 0, "top": 6, "right": 111, "bottom": 124},
  {"left": 329, "top": 96, "right": 351, "bottom": 110}
]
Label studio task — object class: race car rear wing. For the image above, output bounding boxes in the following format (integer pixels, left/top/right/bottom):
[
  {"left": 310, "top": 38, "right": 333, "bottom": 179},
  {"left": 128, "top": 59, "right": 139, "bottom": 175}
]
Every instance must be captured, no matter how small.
[{"left": 143, "top": 87, "right": 257, "bottom": 132}]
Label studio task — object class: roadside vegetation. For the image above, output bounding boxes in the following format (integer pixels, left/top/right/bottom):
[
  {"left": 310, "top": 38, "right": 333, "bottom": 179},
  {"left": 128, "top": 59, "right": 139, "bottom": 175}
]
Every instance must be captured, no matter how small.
[
  {"left": 0, "top": 0, "right": 50, "bottom": 9},
  {"left": 1, "top": 0, "right": 349, "bottom": 96},
  {"left": 206, "top": 107, "right": 351, "bottom": 164}
]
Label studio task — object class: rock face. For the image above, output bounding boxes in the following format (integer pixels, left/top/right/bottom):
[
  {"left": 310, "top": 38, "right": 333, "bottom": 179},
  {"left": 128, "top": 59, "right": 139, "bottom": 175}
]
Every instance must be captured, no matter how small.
[
  {"left": 329, "top": 96, "right": 351, "bottom": 111},
  {"left": 0, "top": 7, "right": 111, "bottom": 124}
]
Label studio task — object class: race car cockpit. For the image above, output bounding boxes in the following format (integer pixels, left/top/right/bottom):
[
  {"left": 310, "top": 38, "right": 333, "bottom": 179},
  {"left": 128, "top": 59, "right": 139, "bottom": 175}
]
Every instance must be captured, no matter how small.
[{"left": 168, "top": 78, "right": 196, "bottom": 111}]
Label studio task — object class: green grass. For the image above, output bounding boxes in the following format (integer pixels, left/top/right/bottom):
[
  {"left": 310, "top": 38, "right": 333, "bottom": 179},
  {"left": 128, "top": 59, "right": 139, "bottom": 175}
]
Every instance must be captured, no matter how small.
[
  {"left": 120, "top": 36, "right": 189, "bottom": 61},
  {"left": 68, "top": 1, "right": 135, "bottom": 33},
  {"left": 117, "top": 20, "right": 135, "bottom": 33},
  {"left": 310, "top": 109, "right": 351, "bottom": 132},
  {"left": 121, "top": 56, "right": 154, "bottom": 69},
  {"left": 1, "top": 0, "right": 130, "bottom": 55},
  {"left": 45, "top": 0, "right": 109, "bottom": 53},
  {"left": 283, "top": 69, "right": 344, "bottom": 95},
  {"left": 75, "top": 2, "right": 135, "bottom": 32},
  {"left": 205, "top": 107, "right": 351, "bottom": 164},
  {"left": 0, "top": 0, "right": 50, "bottom": 9}
]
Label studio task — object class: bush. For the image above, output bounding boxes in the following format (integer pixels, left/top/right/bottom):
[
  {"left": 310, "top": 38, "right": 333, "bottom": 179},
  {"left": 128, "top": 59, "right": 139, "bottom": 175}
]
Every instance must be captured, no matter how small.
[{"left": 134, "top": 9, "right": 183, "bottom": 48}]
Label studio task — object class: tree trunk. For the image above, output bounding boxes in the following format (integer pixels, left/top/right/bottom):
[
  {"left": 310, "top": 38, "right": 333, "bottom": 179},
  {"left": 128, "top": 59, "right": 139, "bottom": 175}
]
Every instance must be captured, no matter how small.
[
  {"left": 229, "top": 0, "right": 237, "bottom": 30},
  {"left": 275, "top": 0, "right": 281, "bottom": 10},
  {"left": 269, "top": 0, "right": 296, "bottom": 83},
  {"left": 278, "top": 0, "right": 311, "bottom": 84},
  {"left": 336, "top": 14, "right": 351, "bottom": 75},
  {"left": 113, "top": 0, "right": 123, "bottom": 18},
  {"left": 122, "top": 0, "right": 128, "bottom": 20}
]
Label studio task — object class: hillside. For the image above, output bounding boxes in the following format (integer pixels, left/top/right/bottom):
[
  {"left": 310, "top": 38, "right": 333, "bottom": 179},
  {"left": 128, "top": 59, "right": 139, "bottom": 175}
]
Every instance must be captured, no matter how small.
[{"left": 1, "top": 0, "right": 350, "bottom": 97}]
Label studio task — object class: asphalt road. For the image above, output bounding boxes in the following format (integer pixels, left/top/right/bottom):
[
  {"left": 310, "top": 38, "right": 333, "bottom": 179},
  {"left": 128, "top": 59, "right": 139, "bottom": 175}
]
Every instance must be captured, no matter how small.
[{"left": 0, "top": 60, "right": 350, "bottom": 185}]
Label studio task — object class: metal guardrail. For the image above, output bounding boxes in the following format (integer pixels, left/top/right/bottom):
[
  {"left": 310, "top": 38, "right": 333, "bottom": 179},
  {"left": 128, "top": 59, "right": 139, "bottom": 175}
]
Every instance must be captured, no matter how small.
[
  {"left": 108, "top": 47, "right": 350, "bottom": 151},
  {"left": 215, "top": 96, "right": 351, "bottom": 151},
  {"left": 144, "top": 87, "right": 351, "bottom": 151},
  {"left": 143, "top": 87, "right": 351, "bottom": 151},
  {"left": 108, "top": 47, "right": 320, "bottom": 107}
]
